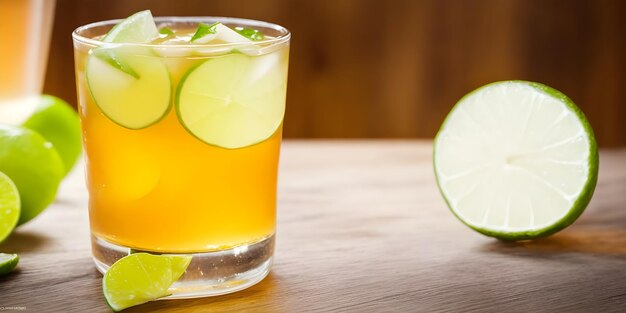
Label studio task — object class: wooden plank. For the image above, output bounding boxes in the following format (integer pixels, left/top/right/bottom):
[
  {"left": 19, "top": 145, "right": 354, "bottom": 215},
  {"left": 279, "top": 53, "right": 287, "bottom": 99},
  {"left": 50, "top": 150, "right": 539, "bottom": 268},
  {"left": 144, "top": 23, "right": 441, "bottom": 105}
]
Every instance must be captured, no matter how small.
[
  {"left": 44, "top": 0, "right": 626, "bottom": 146},
  {"left": 1, "top": 141, "right": 626, "bottom": 312}
]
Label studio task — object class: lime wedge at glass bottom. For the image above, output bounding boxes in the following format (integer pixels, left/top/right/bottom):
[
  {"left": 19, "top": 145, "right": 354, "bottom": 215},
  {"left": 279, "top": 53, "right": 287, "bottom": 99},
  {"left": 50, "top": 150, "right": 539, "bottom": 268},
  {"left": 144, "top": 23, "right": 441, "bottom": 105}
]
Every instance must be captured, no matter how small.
[
  {"left": 434, "top": 81, "right": 598, "bottom": 240},
  {"left": 87, "top": 46, "right": 171, "bottom": 129},
  {"left": 103, "top": 253, "right": 191, "bottom": 312},
  {"left": 176, "top": 52, "right": 287, "bottom": 149},
  {"left": 103, "top": 10, "right": 158, "bottom": 43},
  {"left": 0, "top": 253, "right": 19, "bottom": 276},
  {"left": 0, "top": 172, "right": 20, "bottom": 242}
]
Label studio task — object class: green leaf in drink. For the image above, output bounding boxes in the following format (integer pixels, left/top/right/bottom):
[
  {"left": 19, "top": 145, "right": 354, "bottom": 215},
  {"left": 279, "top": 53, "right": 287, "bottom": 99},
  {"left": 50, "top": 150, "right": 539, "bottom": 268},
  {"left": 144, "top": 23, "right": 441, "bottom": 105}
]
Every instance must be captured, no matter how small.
[
  {"left": 434, "top": 81, "right": 598, "bottom": 240},
  {"left": 159, "top": 26, "right": 174, "bottom": 36},
  {"left": 234, "top": 27, "right": 265, "bottom": 41},
  {"left": 92, "top": 49, "right": 140, "bottom": 79},
  {"left": 190, "top": 22, "right": 219, "bottom": 43}
]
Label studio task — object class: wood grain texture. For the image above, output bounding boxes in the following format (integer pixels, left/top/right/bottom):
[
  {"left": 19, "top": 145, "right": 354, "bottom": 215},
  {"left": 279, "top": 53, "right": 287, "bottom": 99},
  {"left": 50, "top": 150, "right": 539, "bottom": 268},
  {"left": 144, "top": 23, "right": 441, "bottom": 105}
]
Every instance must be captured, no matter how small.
[
  {"left": 1, "top": 141, "right": 626, "bottom": 312},
  {"left": 44, "top": 0, "right": 626, "bottom": 146}
]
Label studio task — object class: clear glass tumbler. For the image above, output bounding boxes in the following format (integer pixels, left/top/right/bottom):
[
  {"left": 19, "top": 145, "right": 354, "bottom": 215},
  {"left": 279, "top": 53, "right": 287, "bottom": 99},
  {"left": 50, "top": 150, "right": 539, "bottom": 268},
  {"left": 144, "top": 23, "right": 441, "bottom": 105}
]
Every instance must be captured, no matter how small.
[{"left": 72, "top": 16, "right": 290, "bottom": 297}]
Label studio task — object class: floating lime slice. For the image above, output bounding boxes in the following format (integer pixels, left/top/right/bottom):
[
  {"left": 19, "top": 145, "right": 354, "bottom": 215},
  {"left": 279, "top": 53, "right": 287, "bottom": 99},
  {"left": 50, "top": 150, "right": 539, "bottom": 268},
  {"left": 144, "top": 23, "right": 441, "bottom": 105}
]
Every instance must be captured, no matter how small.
[
  {"left": 176, "top": 52, "right": 287, "bottom": 149},
  {"left": 0, "top": 172, "right": 20, "bottom": 243},
  {"left": 87, "top": 10, "right": 171, "bottom": 129},
  {"left": 0, "top": 253, "right": 19, "bottom": 276},
  {"left": 103, "top": 10, "right": 158, "bottom": 44},
  {"left": 434, "top": 81, "right": 598, "bottom": 240},
  {"left": 87, "top": 46, "right": 171, "bottom": 129},
  {"left": 103, "top": 253, "right": 191, "bottom": 312}
]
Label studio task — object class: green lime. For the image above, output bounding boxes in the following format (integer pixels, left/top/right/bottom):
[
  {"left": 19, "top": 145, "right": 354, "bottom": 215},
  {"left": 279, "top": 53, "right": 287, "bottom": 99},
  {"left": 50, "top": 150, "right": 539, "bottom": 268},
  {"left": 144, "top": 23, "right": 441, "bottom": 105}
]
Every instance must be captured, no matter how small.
[
  {"left": 175, "top": 52, "right": 287, "bottom": 149},
  {"left": 0, "top": 125, "right": 64, "bottom": 225},
  {"left": 0, "top": 95, "right": 81, "bottom": 175},
  {"left": 103, "top": 253, "right": 191, "bottom": 312},
  {"left": 103, "top": 10, "right": 159, "bottom": 44},
  {"left": 0, "top": 172, "right": 20, "bottom": 242},
  {"left": 433, "top": 81, "right": 598, "bottom": 240},
  {"left": 0, "top": 253, "right": 19, "bottom": 276},
  {"left": 87, "top": 10, "right": 170, "bottom": 130},
  {"left": 21, "top": 95, "right": 82, "bottom": 175}
]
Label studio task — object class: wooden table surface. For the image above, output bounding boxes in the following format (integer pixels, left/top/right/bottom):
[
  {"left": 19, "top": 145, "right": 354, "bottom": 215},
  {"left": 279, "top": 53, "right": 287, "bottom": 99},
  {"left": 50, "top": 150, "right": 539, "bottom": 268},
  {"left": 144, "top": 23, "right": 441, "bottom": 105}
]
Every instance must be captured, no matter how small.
[{"left": 2, "top": 140, "right": 626, "bottom": 313}]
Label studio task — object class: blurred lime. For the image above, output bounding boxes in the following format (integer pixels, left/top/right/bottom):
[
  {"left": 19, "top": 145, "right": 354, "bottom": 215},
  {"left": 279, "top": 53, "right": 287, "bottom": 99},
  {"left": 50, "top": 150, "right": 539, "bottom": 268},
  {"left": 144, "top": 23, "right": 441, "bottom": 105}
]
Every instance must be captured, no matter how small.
[
  {"left": 103, "top": 253, "right": 191, "bottom": 312},
  {"left": 0, "top": 171, "right": 20, "bottom": 242},
  {"left": 22, "top": 95, "right": 82, "bottom": 175},
  {"left": 0, "top": 125, "right": 64, "bottom": 225},
  {"left": 0, "top": 253, "right": 19, "bottom": 276}
]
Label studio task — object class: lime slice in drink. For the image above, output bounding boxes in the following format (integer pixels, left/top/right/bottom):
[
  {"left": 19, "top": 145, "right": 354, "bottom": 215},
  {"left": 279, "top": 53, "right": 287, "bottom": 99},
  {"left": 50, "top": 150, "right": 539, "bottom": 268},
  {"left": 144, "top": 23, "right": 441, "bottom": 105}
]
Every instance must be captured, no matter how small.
[
  {"left": 434, "top": 81, "right": 598, "bottom": 240},
  {"left": 103, "top": 253, "right": 191, "bottom": 312},
  {"left": 0, "top": 172, "right": 20, "bottom": 243},
  {"left": 87, "top": 10, "right": 171, "bottom": 129},
  {"left": 0, "top": 253, "right": 19, "bottom": 276},
  {"left": 87, "top": 47, "right": 171, "bottom": 129},
  {"left": 176, "top": 52, "right": 287, "bottom": 149},
  {"left": 103, "top": 10, "right": 159, "bottom": 44}
]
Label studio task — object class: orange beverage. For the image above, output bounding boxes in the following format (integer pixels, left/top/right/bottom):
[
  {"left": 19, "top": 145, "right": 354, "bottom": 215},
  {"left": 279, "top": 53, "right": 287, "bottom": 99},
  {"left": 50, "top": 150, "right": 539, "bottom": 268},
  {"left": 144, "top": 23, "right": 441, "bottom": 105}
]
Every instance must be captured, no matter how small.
[{"left": 73, "top": 13, "right": 290, "bottom": 297}]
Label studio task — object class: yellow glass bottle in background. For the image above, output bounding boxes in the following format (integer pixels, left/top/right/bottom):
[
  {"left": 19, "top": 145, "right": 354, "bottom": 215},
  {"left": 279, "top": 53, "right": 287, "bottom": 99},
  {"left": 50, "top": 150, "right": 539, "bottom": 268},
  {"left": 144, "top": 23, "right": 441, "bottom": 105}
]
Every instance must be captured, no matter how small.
[{"left": 0, "top": 0, "right": 55, "bottom": 115}]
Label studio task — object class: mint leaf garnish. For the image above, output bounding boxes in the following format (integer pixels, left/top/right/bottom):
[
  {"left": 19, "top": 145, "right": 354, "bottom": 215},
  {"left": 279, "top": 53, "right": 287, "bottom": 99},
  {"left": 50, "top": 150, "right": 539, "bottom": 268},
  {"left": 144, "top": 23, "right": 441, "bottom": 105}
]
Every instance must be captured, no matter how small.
[
  {"left": 190, "top": 22, "right": 219, "bottom": 42},
  {"left": 234, "top": 27, "right": 264, "bottom": 41}
]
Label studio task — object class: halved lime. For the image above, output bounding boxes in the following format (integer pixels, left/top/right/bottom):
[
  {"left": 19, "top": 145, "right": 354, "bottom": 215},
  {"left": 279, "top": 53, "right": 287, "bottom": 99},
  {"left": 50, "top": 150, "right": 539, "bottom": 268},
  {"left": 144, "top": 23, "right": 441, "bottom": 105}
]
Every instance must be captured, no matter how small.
[
  {"left": 0, "top": 253, "right": 19, "bottom": 276},
  {"left": 434, "top": 81, "right": 598, "bottom": 240},
  {"left": 0, "top": 172, "right": 20, "bottom": 242},
  {"left": 103, "top": 253, "right": 191, "bottom": 312},
  {"left": 176, "top": 52, "right": 287, "bottom": 149},
  {"left": 87, "top": 10, "right": 171, "bottom": 129}
]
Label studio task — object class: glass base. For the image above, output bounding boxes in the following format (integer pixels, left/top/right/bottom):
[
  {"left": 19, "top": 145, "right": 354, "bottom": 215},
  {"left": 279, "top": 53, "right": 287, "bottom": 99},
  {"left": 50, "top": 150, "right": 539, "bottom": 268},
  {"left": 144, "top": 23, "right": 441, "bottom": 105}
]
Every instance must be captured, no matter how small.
[{"left": 91, "top": 234, "right": 274, "bottom": 299}]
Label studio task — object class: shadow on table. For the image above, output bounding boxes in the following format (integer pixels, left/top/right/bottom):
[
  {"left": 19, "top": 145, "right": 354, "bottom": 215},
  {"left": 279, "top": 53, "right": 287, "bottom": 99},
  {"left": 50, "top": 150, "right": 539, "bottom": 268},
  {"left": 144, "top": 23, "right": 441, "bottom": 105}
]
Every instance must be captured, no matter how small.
[
  {"left": 483, "top": 205, "right": 626, "bottom": 257},
  {"left": 484, "top": 228, "right": 626, "bottom": 257},
  {"left": 0, "top": 230, "right": 49, "bottom": 253},
  {"left": 125, "top": 273, "right": 288, "bottom": 313}
]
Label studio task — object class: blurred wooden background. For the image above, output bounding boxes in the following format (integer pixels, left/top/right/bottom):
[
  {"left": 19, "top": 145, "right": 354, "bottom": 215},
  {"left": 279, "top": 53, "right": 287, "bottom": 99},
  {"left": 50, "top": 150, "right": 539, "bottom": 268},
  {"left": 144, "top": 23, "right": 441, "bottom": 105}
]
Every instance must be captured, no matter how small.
[{"left": 45, "top": 0, "right": 625, "bottom": 146}]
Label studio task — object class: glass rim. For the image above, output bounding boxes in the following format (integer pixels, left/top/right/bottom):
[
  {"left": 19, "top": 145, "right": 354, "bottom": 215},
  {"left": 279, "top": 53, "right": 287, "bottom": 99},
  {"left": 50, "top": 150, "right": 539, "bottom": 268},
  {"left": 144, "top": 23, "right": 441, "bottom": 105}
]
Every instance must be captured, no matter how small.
[{"left": 72, "top": 16, "right": 291, "bottom": 49}]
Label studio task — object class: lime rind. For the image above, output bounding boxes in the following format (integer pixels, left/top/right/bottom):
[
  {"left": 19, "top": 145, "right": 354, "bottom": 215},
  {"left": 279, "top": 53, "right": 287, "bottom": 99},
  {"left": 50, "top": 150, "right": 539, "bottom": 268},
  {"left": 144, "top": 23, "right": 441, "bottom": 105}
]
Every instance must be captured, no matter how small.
[
  {"left": 0, "top": 172, "right": 19, "bottom": 243},
  {"left": 433, "top": 80, "right": 598, "bottom": 240},
  {"left": 0, "top": 253, "right": 19, "bottom": 276}
]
